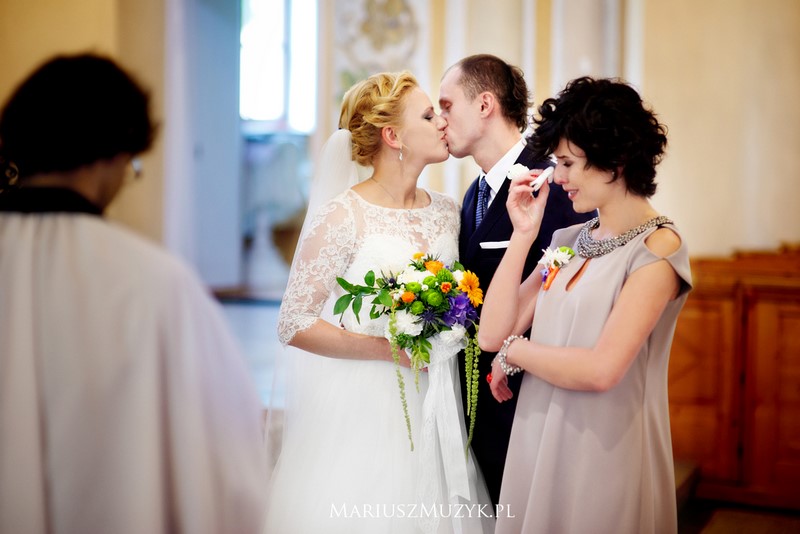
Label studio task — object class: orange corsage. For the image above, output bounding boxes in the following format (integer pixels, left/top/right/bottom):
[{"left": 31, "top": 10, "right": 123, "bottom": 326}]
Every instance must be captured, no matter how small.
[{"left": 540, "top": 246, "right": 575, "bottom": 290}]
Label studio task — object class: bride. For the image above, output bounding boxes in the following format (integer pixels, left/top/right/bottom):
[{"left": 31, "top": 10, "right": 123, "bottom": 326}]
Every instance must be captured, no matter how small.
[{"left": 264, "top": 72, "right": 491, "bottom": 533}]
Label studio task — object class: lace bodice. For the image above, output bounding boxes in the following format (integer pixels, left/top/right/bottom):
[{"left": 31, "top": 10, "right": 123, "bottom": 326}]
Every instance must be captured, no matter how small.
[{"left": 277, "top": 188, "right": 461, "bottom": 345}]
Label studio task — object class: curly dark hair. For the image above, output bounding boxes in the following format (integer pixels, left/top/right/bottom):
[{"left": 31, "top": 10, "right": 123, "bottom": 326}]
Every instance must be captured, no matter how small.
[
  {"left": 528, "top": 76, "right": 667, "bottom": 197},
  {"left": 0, "top": 53, "right": 155, "bottom": 182},
  {"left": 454, "top": 54, "right": 530, "bottom": 132}
]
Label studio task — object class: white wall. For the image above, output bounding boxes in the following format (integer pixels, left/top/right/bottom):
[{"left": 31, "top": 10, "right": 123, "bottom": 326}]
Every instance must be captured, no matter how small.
[
  {"left": 4, "top": 0, "right": 798, "bottom": 265},
  {"left": 642, "top": 0, "right": 800, "bottom": 255},
  {"left": 180, "top": 0, "right": 243, "bottom": 286}
]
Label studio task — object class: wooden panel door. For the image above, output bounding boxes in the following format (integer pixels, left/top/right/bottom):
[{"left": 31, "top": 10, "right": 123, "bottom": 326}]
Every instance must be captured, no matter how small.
[
  {"left": 669, "top": 293, "right": 741, "bottom": 483},
  {"left": 746, "top": 287, "right": 800, "bottom": 509}
]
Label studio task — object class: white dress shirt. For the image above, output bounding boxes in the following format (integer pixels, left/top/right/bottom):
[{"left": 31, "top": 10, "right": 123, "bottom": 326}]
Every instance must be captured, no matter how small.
[{"left": 481, "top": 137, "right": 526, "bottom": 209}]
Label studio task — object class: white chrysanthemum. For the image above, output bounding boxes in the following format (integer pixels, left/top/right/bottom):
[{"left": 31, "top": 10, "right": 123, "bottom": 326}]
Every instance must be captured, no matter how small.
[
  {"left": 439, "top": 324, "right": 467, "bottom": 345},
  {"left": 452, "top": 270, "right": 465, "bottom": 283},
  {"left": 541, "top": 247, "right": 574, "bottom": 268},
  {"left": 507, "top": 163, "right": 531, "bottom": 180},
  {"left": 386, "top": 309, "right": 423, "bottom": 338},
  {"left": 397, "top": 268, "right": 430, "bottom": 286},
  {"left": 428, "top": 325, "right": 468, "bottom": 362}
]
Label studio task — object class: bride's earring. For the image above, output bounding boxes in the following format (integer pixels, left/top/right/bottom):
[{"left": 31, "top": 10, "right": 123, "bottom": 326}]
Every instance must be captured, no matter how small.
[{"left": 399, "top": 146, "right": 403, "bottom": 161}]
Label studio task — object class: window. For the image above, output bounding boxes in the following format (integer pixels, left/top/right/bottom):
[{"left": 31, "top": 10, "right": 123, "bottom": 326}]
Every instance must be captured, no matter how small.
[
  {"left": 239, "top": 0, "right": 317, "bottom": 296},
  {"left": 240, "top": 0, "right": 318, "bottom": 133}
]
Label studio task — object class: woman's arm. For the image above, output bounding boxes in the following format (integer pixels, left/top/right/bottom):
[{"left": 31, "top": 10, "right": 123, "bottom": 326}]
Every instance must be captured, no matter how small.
[
  {"left": 477, "top": 175, "right": 550, "bottom": 350},
  {"left": 490, "top": 227, "right": 682, "bottom": 397},
  {"left": 289, "top": 319, "right": 398, "bottom": 363},
  {"left": 277, "top": 198, "right": 410, "bottom": 366}
]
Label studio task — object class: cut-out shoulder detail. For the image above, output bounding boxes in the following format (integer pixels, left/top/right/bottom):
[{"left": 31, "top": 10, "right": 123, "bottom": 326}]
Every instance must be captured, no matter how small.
[{"left": 644, "top": 226, "right": 681, "bottom": 258}]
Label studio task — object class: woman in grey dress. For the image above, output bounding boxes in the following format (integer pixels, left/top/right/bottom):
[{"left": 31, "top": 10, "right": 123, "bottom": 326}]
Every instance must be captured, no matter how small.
[{"left": 478, "top": 77, "right": 692, "bottom": 534}]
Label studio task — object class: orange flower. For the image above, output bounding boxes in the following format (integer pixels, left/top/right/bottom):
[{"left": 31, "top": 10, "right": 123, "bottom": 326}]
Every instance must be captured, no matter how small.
[
  {"left": 458, "top": 271, "right": 483, "bottom": 307},
  {"left": 413, "top": 252, "right": 425, "bottom": 260},
  {"left": 401, "top": 291, "right": 416, "bottom": 303},
  {"left": 440, "top": 282, "right": 452, "bottom": 293},
  {"left": 542, "top": 266, "right": 560, "bottom": 290},
  {"left": 424, "top": 260, "right": 444, "bottom": 275}
]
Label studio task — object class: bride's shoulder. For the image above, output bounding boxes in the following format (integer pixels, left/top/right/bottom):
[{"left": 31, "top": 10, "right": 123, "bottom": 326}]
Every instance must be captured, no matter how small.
[
  {"left": 305, "top": 189, "right": 357, "bottom": 226},
  {"left": 321, "top": 189, "right": 359, "bottom": 210}
]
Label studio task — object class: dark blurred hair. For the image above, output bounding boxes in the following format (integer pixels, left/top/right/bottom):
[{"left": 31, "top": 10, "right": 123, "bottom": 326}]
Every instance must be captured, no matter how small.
[
  {"left": 529, "top": 76, "right": 667, "bottom": 197},
  {"left": 0, "top": 53, "right": 155, "bottom": 182},
  {"left": 453, "top": 54, "right": 530, "bottom": 132}
]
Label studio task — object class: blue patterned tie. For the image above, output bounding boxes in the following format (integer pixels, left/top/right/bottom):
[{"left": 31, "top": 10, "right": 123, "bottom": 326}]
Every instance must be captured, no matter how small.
[{"left": 475, "top": 175, "right": 489, "bottom": 227}]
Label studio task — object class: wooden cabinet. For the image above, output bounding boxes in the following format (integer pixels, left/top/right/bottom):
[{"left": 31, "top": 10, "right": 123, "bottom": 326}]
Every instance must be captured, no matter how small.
[{"left": 668, "top": 245, "right": 800, "bottom": 509}]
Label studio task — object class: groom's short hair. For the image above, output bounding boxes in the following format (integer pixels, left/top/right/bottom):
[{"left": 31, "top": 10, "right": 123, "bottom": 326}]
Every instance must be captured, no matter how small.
[{"left": 452, "top": 54, "right": 530, "bottom": 132}]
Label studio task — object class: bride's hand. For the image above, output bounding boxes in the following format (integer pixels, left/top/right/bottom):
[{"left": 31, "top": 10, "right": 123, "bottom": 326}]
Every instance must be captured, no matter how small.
[
  {"left": 384, "top": 344, "right": 414, "bottom": 368},
  {"left": 507, "top": 172, "right": 551, "bottom": 236}
]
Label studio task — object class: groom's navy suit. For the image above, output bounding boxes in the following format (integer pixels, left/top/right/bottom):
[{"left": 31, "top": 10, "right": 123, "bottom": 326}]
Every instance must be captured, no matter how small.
[{"left": 458, "top": 141, "right": 594, "bottom": 506}]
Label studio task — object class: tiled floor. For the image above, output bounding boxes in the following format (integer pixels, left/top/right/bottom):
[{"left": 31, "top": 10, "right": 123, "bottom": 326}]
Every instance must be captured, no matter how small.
[{"left": 220, "top": 301, "right": 282, "bottom": 407}]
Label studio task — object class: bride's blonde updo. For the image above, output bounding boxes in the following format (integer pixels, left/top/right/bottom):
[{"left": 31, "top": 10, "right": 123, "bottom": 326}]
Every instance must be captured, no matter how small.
[{"left": 338, "top": 71, "right": 418, "bottom": 167}]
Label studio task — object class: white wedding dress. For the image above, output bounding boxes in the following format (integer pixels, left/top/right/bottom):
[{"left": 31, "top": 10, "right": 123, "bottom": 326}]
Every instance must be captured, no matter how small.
[{"left": 265, "top": 188, "right": 492, "bottom": 533}]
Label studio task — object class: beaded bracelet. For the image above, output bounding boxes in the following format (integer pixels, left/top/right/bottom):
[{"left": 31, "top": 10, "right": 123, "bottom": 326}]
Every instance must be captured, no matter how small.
[{"left": 495, "top": 335, "right": 525, "bottom": 376}]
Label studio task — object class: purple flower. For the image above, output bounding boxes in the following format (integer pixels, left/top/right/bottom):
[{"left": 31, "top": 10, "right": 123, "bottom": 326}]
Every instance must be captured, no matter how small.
[
  {"left": 541, "top": 267, "right": 549, "bottom": 283},
  {"left": 443, "top": 293, "right": 477, "bottom": 327},
  {"left": 420, "top": 308, "right": 438, "bottom": 326}
]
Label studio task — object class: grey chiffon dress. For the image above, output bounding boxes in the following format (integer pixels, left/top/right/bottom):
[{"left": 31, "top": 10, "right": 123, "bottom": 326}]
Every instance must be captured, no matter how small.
[{"left": 495, "top": 222, "right": 692, "bottom": 534}]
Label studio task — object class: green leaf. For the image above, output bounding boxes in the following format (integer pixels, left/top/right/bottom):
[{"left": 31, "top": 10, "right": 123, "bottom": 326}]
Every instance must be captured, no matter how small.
[
  {"left": 377, "top": 288, "right": 393, "bottom": 308},
  {"left": 353, "top": 295, "right": 363, "bottom": 320},
  {"left": 419, "top": 337, "right": 432, "bottom": 350},
  {"left": 414, "top": 337, "right": 432, "bottom": 364},
  {"left": 357, "top": 285, "right": 379, "bottom": 296},
  {"left": 364, "top": 270, "right": 375, "bottom": 286},
  {"left": 333, "top": 293, "right": 353, "bottom": 315},
  {"left": 336, "top": 277, "right": 357, "bottom": 294}
]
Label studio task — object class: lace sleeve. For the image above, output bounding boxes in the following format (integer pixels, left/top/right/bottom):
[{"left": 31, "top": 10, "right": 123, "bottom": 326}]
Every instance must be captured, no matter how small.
[{"left": 276, "top": 195, "right": 356, "bottom": 345}]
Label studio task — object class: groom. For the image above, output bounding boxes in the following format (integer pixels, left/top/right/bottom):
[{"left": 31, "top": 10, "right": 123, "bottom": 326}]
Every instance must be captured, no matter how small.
[{"left": 439, "top": 54, "right": 593, "bottom": 505}]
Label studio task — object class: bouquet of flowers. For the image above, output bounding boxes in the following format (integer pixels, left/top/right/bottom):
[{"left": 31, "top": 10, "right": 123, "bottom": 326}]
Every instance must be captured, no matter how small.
[{"left": 334, "top": 252, "right": 483, "bottom": 451}]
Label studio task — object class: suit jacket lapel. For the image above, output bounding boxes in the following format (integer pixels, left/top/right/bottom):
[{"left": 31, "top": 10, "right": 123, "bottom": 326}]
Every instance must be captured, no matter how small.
[
  {"left": 464, "top": 177, "right": 509, "bottom": 262},
  {"left": 462, "top": 179, "right": 478, "bottom": 240}
]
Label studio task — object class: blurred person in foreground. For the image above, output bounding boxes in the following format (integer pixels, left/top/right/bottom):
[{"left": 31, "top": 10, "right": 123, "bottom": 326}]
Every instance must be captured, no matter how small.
[{"left": 0, "top": 53, "right": 266, "bottom": 534}]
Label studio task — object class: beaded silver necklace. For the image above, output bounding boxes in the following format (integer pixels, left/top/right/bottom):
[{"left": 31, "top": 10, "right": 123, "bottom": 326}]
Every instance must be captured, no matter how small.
[{"left": 576, "top": 215, "right": 673, "bottom": 258}]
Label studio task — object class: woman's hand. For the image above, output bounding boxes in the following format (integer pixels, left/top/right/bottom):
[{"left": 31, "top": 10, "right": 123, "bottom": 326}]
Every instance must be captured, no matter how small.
[
  {"left": 490, "top": 357, "right": 514, "bottom": 402},
  {"left": 506, "top": 171, "right": 551, "bottom": 237}
]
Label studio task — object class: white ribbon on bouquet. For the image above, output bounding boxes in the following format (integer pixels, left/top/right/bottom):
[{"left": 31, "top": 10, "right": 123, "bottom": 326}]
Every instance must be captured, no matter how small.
[{"left": 415, "top": 326, "right": 472, "bottom": 533}]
